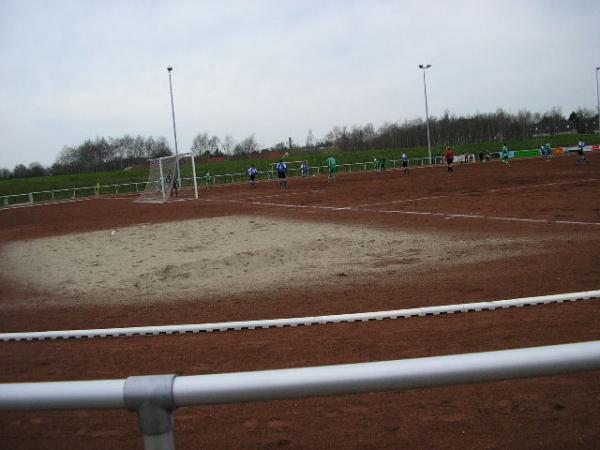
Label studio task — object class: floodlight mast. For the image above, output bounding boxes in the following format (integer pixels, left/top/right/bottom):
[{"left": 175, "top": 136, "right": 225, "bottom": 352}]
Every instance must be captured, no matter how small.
[
  {"left": 167, "top": 66, "right": 179, "bottom": 157},
  {"left": 596, "top": 67, "right": 600, "bottom": 135},
  {"left": 419, "top": 64, "right": 433, "bottom": 165}
]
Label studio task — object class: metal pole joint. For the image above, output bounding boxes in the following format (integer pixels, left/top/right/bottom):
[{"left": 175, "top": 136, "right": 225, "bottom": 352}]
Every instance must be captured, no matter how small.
[{"left": 124, "top": 374, "right": 177, "bottom": 449}]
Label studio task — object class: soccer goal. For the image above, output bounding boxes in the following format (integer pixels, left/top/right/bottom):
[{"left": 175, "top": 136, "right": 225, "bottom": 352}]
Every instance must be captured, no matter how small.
[{"left": 135, "top": 153, "right": 198, "bottom": 203}]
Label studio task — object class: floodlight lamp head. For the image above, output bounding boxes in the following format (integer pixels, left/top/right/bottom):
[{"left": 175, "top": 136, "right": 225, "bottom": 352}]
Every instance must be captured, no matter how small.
[
  {"left": 167, "top": 66, "right": 173, "bottom": 72},
  {"left": 419, "top": 64, "right": 431, "bottom": 69}
]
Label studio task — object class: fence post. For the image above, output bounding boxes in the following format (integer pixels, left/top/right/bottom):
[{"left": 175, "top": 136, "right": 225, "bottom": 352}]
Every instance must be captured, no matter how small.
[
  {"left": 124, "top": 374, "right": 177, "bottom": 450},
  {"left": 28, "top": 193, "right": 33, "bottom": 204}
]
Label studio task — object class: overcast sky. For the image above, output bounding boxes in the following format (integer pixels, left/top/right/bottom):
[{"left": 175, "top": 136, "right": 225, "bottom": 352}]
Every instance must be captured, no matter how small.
[{"left": 0, "top": 0, "right": 598, "bottom": 169}]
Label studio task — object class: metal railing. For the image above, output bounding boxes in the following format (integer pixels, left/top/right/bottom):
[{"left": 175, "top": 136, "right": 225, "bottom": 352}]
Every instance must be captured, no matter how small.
[
  {"left": 0, "top": 157, "right": 447, "bottom": 208},
  {"left": 1, "top": 341, "right": 599, "bottom": 449},
  {"left": 0, "top": 181, "right": 148, "bottom": 208}
]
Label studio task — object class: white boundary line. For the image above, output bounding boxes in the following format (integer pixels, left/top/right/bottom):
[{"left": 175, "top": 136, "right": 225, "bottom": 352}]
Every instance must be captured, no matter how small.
[
  {"left": 218, "top": 197, "right": 600, "bottom": 227},
  {"left": 354, "top": 178, "right": 598, "bottom": 208},
  {"left": 371, "top": 208, "right": 600, "bottom": 227},
  {"left": 2, "top": 289, "right": 598, "bottom": 342},
  {"left": 201, "top": 177, "right": 600, "bottom": 227}
]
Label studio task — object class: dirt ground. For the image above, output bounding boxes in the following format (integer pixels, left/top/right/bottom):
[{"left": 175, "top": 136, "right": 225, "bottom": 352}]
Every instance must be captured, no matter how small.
[{"left": 1, "top": 154, "right": 599, "bottom": 449}]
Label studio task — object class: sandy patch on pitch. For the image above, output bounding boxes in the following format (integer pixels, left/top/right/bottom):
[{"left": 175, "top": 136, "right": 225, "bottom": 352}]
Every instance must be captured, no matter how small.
[{"left": 0, "top": 216, "right": 527, "bottom": 306}]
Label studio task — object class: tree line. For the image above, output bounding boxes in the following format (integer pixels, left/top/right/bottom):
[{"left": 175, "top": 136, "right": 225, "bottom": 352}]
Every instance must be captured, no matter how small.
[
  {"left": 321, "top": 107, "right": 598, "bottom": 152},
  {"left": 1, "top": 107, "right": 598, "bottom": 179}
]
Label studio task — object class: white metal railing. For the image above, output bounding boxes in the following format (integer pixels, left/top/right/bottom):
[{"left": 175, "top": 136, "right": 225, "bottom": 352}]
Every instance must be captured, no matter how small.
[
  {"left": 1, "top": 341, "right": 599, "bottom": 449},
  {"left": 0, "top": 156, "right": 447, "bottom": 208},
  {"left": 2, "top": 289, "right": 598, "bottom": 342},
  {"left": 0, "top": 181, "right": 148, "bottom": 208}
]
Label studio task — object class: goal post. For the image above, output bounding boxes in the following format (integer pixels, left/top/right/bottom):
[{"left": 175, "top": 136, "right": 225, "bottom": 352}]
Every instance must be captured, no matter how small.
[{"left": 135, "top": 153, "right": 198, "bottom": 203}]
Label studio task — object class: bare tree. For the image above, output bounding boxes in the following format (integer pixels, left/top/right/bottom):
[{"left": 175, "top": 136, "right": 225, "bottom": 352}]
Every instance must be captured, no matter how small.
[
  {"left": 191, "top": 132, "right": 209, "bottom": 156},
  {"left": 208, "top": 135, "right": 221, "bottom": 155},
  {"left": 222, "top": 135, "right": 236, "bottom": 156},
  {"left": 28, "top": 162, "right": 48, "bottom": 177},
  {"left": 306, "top": 129, "right": 314, "bottom": 149},
  {"left": 235, "top": 135, "right": 258, "bottom": 158},
  {"left": 12, "top": 164, "right": 29, "bottom": 178}
]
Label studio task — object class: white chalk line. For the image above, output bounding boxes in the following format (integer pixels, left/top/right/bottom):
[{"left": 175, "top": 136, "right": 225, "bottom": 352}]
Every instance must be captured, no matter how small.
[
  {"left": 2, "top": 290, "right": 598, "bottom": 342},
  {"left": 374, "top": 209, "right": 600, "bottom": 227},
  {"left": 199, "top": 176, "right": 600, "bottom": 227},
  {"left": 355, "top": 195, "right": 449, "bottom": 208},
  {"left": 243, "top": 189, "right": 325, "bottom": 201},
  {"left": 216, "top": 196, "right": 600, "bottom": 227},
  {"left": 355, "top": 178, "right": 598, "bottom": 209}
]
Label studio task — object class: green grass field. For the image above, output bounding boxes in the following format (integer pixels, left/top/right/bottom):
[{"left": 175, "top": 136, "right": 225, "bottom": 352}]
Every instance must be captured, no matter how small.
[{"left": 1, "top": 134, "right": 598, "bottom": 199}]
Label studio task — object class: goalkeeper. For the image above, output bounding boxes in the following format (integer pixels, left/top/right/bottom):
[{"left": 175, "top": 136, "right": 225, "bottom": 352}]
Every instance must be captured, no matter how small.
[{"left": 165, "top": 173, "right": 178, "bottom": 197}]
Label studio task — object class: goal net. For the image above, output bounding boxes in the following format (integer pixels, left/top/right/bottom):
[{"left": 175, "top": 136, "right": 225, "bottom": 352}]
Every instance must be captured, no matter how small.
[{"left": 135, "top": 153, "right": 198, "bottom": 203}]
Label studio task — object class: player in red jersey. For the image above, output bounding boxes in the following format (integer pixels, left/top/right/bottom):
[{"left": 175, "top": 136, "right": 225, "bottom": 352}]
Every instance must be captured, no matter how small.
[{"left": 444, "top": 146, "right": 454, "bottom": 173}]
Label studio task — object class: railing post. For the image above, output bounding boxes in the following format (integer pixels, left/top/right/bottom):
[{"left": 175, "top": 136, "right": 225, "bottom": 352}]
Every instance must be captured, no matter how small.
[
  {"left": 28, "top": 193, "right": 33, "bottom": 204},
  {"left": 124, "top": 374, "right": 177, "bottom": 450}
]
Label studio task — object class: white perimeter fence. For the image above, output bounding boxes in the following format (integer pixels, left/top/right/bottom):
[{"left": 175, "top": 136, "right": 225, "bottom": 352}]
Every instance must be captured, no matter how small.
[
  {"left": 1, "top": 341, "right": 599, "bottom": 449},
  {"left": 1, "top": 290, "right": 600, "bottom": 449},
  {"left": 0, "top": 156, "right": 448, "bottom": 208}
]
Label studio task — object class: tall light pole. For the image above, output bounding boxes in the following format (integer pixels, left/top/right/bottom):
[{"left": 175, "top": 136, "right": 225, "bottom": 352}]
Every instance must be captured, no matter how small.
[
  {"left": 596, "top": 67, "right": 600, "bottom": 135},
  {"left": 166, "top": 66, "right": 195, "bottom": 198},
  {"left": 419, "top": 64, "right": 432, "bottom": 165},
  {"left": 167, "top": 66, "right": 179, "bottom": 157}
]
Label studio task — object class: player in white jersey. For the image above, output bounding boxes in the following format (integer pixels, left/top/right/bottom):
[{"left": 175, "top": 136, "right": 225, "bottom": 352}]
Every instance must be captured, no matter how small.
[
  {"left": 247, "top": 164, "right": 258, "bottom": 188},
  {"left": 576, "top": 141, "right": 590, "bottom": 165},
  {"left": 276, "top": 160, "right": 288, "bottom": 188},
  {"left": 300, "top": 161, "right": 308, "bottom": 177}
]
